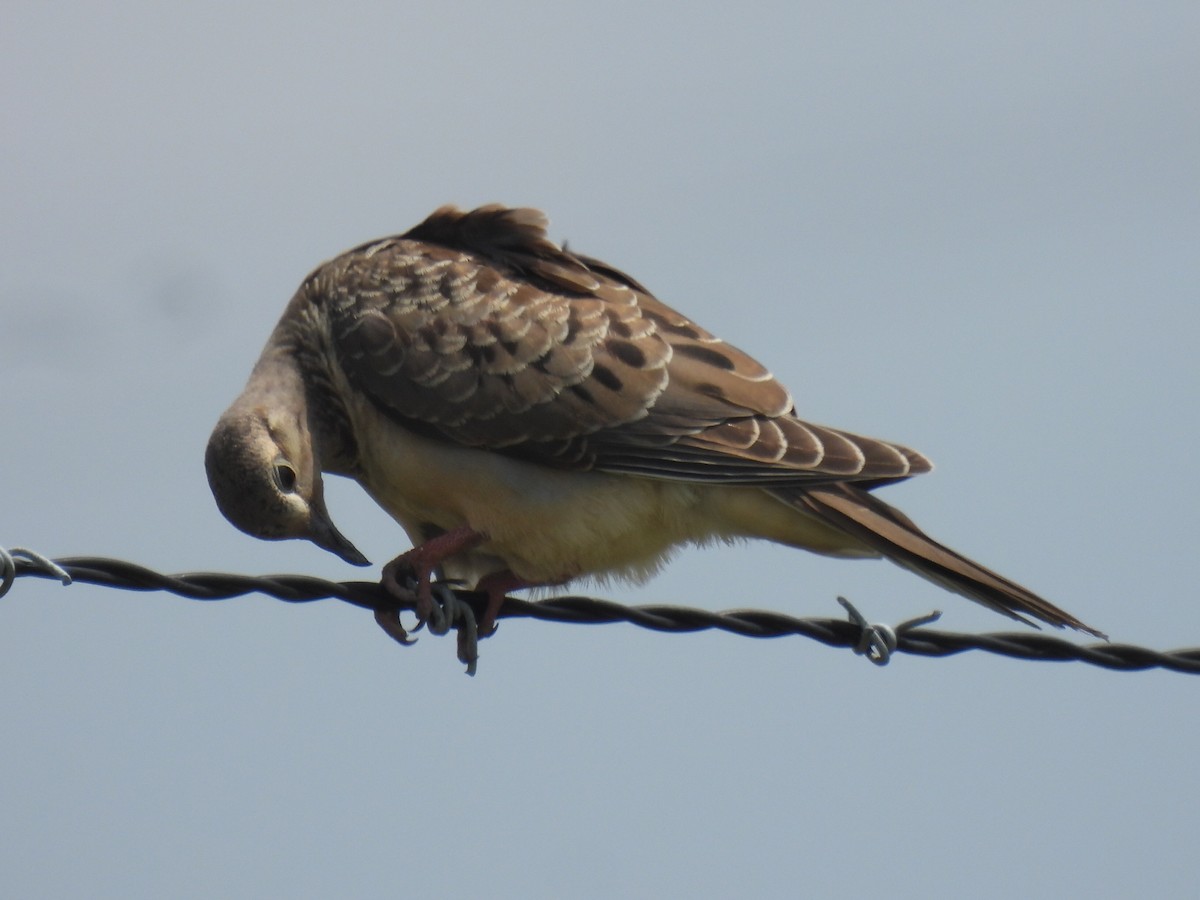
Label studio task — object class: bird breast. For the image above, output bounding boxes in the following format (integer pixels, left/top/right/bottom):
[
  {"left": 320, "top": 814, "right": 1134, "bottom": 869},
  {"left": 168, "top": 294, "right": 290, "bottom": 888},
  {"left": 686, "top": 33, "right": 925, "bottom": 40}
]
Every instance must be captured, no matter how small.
[{"left": 343, "top": 395, "right": 722, "bottom": 586}]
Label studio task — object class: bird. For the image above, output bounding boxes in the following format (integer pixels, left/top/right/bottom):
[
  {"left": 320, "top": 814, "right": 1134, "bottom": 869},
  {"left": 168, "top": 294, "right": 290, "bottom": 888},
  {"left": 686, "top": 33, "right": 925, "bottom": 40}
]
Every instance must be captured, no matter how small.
[{"left": 206, "top": 203, "right": 1102, "bottom": 651}]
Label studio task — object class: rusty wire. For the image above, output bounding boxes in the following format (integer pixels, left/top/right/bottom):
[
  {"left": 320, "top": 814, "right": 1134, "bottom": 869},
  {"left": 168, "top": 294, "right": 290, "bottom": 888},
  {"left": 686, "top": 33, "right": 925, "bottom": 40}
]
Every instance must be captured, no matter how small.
[{"left": 3, "top": 545, "right": 1198, "bottom": 676}]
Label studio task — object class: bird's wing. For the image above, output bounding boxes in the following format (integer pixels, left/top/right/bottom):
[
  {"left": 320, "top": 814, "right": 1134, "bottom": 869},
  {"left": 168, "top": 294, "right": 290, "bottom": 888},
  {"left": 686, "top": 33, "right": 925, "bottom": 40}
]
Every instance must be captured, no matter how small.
[{"left": 319, "top": 204, "right": 928, "bottom": 485}]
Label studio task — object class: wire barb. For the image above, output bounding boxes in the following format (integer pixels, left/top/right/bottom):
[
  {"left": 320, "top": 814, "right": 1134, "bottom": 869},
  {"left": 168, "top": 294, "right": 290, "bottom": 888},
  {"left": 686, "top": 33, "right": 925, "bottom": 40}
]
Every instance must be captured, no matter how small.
[
  {"left": 1, "top": 545, "right": 72, "bottom": 596},
  {"left": 837, "top": 595, "right": 942, "bottom": 665},
  {"left": 3, "top": 545, "right": 1198, "bottom": 675}
]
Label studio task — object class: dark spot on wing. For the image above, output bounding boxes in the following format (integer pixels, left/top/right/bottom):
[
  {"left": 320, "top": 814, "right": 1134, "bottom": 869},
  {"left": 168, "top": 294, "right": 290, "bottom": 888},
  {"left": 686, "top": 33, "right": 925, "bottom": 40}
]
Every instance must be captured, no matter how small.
[
  {"left": 641, "top": 309, "right": 702, "bottom": 340},
  {"left": 674, "top": 343, "right": 737, "bottom": 370},
  {"left": 608, "top": 340, "right": 647, "bottom": 368},
  {"left": 591, "top": 363, "right": 623, "bottom": 391},
  {"left": 475, "top": 269, "right": 500, "bottom": 292},
  {"left": 608, "top": 318, "right": 634, "bottom": 339},
  {"left": 694, "top": 382, "right": 729, "bottom": 401}
]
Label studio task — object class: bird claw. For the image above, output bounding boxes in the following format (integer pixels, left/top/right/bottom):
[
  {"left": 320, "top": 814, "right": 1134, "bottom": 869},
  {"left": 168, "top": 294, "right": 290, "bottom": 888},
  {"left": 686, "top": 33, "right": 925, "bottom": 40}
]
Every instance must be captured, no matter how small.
[
  {"left": 374, "top": 606, "right": 417, "bottom": 646},
  {"left": 423, "top": 582, "right": 480, "bottom": 675},
  {"left": 381, "top": 554, "right": 434, "bottom": 634},
  {"left": 422, "top": 582, "right": 457, "bottom": 635},
  {"left": 477, "top": 617, "right": 499, "bottom": 639},
  {"left": 377, "top": 563, "right": 480, "bottom": 675}
]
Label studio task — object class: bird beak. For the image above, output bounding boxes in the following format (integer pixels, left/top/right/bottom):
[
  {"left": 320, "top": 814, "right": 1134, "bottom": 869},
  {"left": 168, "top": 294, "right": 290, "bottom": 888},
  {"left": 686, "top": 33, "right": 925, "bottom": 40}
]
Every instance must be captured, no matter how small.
[{"left": 309, "top": 509, "right": 371, "bottom": 567}]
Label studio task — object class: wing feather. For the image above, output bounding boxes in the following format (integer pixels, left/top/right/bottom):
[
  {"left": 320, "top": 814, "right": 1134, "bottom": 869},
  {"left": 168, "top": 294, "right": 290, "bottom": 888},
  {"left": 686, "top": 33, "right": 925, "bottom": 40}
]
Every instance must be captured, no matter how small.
[{"left": 318, "top": 205, "right": 928, "bottom": 485}]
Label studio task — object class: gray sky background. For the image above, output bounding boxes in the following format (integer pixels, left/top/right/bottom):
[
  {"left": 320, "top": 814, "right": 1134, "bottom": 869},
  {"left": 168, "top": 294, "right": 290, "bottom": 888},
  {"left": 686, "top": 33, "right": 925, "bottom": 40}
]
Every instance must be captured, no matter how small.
[{"left": 3, "top": 2, "right": 1198, "bottom": 897}]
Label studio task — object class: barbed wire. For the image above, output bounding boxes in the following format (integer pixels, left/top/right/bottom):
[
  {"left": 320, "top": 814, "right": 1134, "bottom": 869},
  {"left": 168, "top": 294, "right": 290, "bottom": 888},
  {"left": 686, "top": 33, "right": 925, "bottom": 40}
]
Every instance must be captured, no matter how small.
[{"left": 3, "top": 545, "right": 1198, "bottom": 676}]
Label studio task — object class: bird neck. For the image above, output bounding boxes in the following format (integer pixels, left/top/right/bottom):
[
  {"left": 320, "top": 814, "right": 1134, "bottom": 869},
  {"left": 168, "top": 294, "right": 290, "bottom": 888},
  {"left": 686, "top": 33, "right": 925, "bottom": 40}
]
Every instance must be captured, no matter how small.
[
  {"left": 254, "top": 307, "right": 360, "bottom": 478},
  {"left": 244, "top": 344, "right": 309, "bottom": 416}
]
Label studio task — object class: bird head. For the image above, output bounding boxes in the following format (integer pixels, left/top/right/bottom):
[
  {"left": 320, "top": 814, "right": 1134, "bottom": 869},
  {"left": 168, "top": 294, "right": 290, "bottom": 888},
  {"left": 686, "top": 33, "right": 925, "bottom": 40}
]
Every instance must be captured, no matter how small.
[{"left": 205, "top": 407, "right": 370, "bottom": 566}]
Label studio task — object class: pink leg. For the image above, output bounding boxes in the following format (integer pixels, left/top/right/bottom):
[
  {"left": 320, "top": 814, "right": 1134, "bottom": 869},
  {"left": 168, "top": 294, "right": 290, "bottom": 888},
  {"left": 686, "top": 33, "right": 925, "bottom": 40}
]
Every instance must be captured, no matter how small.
[{"left": 474, "top": 570, "right": 568, "bottom": 637}]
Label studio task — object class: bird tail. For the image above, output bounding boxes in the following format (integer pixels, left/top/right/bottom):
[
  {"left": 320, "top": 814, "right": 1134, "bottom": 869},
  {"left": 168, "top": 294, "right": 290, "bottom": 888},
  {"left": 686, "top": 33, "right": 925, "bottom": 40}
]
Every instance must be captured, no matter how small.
[{"left": 778, "top": 483, "right": 1105, "bottom": 638}]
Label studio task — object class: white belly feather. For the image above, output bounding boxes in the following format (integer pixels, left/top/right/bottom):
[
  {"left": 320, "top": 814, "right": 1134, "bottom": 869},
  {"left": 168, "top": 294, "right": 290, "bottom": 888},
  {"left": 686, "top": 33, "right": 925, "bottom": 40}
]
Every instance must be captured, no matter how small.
[{"left": 346, "top": 399, "right": 874, "bottom": 589}]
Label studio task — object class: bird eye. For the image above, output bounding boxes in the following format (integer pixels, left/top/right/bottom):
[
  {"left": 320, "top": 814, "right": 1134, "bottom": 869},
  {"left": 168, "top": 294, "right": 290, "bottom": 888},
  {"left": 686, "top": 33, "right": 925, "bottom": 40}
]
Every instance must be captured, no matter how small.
[{"left": 272, "top": 461, "right": 298, "bottom": 494}]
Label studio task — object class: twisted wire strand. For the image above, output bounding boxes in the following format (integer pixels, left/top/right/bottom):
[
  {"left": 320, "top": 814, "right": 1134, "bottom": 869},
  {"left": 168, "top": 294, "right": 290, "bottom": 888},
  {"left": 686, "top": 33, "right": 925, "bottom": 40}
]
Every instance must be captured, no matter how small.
[{"left": 3, "top": 547, "right": 1198, "bottom": 675}]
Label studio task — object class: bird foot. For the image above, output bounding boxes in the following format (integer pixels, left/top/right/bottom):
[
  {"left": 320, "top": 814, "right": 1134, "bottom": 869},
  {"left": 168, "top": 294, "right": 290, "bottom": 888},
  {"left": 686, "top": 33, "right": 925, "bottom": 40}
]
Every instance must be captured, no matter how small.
[
  {"left": 381, "top": 525, "right": 487, "bottom": 631},
  {"left": 378, "top": 526, "right": 487, "bottom": 674},
  {"left": 374, "top": 606, "right": 417, "bottom": 645},
  {"left": 473, "top": 570, "right": 528, "bottom": 636},
  {"left": 380, "top": 557, "right": 434, "bottom": 633},
  {"left": 374, "top": 577, "right": 482, "bottom": 676}
]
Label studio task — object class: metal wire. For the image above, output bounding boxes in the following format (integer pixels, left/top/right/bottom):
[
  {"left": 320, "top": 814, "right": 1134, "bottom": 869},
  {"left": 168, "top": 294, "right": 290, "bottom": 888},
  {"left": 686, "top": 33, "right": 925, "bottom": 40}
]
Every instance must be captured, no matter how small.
[{"left": 3, "top": 545, "right": 1198, "bottom": 675}]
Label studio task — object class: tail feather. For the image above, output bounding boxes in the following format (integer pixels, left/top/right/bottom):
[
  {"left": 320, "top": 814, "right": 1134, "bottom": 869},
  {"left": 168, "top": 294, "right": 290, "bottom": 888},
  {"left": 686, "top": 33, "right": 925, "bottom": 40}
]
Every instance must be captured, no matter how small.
[{"left": 782, "top": 483, "right": 1105, "bottom": 639}]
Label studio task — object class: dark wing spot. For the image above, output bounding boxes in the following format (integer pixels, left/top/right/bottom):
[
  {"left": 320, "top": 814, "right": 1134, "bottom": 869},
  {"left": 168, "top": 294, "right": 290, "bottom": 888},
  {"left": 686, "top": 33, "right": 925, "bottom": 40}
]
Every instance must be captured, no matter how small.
[
  {"left": 475, "top": 269, "right": 501, "bottom": 292},
  {"left": 694, "top": 382, "right": 729, "bottom": 401},
  {"left": 608, "top": 317, "right": 634, "bottom": 339},
  {"left": 674, "top": 343, "right": 737, "bottom": 370},
  {"left": 641, "top": 309, "right": 702, "bottom": 340},
  {"left": 591, "top": 363, "right": 623, "bottom": 392},
  {"left": 608, "top": 340, "right": 648, "bottom": 368}
]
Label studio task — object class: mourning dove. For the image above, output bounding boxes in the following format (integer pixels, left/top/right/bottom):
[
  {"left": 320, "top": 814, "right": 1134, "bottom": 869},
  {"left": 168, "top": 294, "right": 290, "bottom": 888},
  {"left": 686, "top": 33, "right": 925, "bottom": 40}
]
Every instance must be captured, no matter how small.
[{"left": 206, "top": 204, "right": 1102, "bottom": 648}]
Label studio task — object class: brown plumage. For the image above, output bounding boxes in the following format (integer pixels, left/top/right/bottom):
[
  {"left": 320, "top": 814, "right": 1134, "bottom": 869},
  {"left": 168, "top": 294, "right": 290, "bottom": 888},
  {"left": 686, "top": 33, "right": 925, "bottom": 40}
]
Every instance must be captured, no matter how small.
[{"left": 206, "top": 204, "right": 1102, "bottom": 639}]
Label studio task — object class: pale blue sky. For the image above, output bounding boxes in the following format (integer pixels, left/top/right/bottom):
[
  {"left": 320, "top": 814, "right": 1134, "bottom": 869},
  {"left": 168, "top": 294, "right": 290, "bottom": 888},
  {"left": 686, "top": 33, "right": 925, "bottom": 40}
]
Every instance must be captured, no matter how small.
[{"left": 3, "top": 2, "right": 1198, "bottom": 897}]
